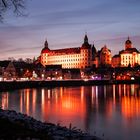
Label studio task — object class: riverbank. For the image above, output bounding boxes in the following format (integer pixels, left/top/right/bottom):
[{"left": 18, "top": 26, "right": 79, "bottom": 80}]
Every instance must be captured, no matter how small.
[
  {"left": 0, "top": 109, "right": 102, "bottom": 140},
  {"left": 0, "top": 79, "right": 139, "bottom": 91}
]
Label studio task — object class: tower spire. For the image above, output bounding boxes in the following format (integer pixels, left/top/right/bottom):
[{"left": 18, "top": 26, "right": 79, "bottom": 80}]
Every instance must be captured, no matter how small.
[
  {"left": 125, "top": 36, "right": 132, "bottom": 49},
  {"left": 128, "top": 36, "right": 130, "bottom": 40},
  {"left": 44, "top": 39, "right": 48, "bottom": 48},
  {"left": 84, "top": 33, "right": 88, "bottom": 44}
]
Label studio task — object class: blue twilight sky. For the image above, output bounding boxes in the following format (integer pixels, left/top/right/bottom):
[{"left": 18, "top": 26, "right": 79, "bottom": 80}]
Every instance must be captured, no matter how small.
[{"left": 0, "top": 0, "right": 140, "bottom": 60}]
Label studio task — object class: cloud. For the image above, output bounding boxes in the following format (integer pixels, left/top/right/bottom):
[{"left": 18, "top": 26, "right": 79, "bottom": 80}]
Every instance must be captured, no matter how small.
[{"left": 0, "top": 0, "right": 140, "bottom": 60}]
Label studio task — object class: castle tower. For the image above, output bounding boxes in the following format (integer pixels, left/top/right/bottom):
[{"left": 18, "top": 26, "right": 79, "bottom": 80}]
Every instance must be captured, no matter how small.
[
  {"left": 125, "top": 37, "right": 132, "bottom": 50},
  {"left": 84, "top": 34, "right": 88, "bottom": 44},
  {"left": 44, "top": 39, "right": 49, "bottom": 49}
]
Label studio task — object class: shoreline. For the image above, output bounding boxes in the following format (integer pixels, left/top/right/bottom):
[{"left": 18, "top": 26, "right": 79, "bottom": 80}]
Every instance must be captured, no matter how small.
[
  {"left": 0, "top": 109, "right": 102, "bottom": 140},
  {"left": 0, "top": 79, "right": 139, "bottom": 91}
]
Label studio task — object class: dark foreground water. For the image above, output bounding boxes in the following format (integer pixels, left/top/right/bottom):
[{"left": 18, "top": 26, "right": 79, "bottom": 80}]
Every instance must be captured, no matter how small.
[{"left": 0, "top": 84, "right": 140, "bottom": 140}]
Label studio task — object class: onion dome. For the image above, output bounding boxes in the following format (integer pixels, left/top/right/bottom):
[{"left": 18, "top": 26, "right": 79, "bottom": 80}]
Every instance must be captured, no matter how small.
[
  {"left": 125, "top": 37, "right": 132, "bottom": 44},
  {"left": 41, "top": 39, "right": 50, "bottom": 53},
  {"left": 125, "top": 36, "right": 132, "bottom": 49}
]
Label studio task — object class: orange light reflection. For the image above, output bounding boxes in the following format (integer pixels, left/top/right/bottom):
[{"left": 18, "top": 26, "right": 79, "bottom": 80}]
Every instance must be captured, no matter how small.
[
  {"left": 1, "top": 92, "right": 9, "bottom": 109},
  {"left": 42, "top": 87, "right": 86, "bottom": 126}
]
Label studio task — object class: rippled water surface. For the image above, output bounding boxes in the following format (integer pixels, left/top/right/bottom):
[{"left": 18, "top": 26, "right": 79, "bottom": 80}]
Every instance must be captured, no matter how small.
[{"left": 0, "top": 84, "right": 140, "bottom": 140}]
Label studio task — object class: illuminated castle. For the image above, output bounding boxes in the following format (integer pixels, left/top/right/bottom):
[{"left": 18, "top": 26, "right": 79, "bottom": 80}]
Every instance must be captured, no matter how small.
[
  {"left": 40, "top": 35, "right": 97, "bottom": 69},
  {"left": 120, "top": 37, "right": 140, "bottom": 67},
  {"left": 112, "top": 37, "right": 140, "bottom": 67}
]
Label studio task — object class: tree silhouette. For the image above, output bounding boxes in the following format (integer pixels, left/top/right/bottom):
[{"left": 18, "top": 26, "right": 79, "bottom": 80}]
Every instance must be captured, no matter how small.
[{"left": 0, "top": 0, "right": 26, "bottom": 21}]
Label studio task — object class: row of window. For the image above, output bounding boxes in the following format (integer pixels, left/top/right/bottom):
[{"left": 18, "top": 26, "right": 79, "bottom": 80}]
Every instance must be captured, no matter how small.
[
  {"left": 122, "top": 61, "right": 138, "bottom": 64},
  {"left": 42, "top": 53, "right": 89, "bottom": 58},
  {"left": 47, "top": 61, "right": 90, "bottom": 65},
  {"left": 63, "top": 66, "right": 81, "bottom": 69},
  {"left": 62, "top": 63, "right": 89, "bottom": 66},
  {"left": 44, "top": 58, "right": 90, "bottom": 62}
]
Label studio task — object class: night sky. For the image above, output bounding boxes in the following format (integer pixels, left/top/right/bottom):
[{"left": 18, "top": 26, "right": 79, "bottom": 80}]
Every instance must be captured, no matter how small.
[{"left": 0, "top": 0, "right": 140, "bottom": 60}]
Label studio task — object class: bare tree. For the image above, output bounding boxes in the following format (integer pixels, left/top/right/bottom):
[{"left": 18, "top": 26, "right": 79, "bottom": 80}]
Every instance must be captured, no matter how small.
[{"left": 0, "top": 0, "right": 26, "bottom": 21}]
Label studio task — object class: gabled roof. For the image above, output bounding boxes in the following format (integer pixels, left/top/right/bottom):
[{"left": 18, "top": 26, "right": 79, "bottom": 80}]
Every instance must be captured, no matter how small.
[{"left": 5, "top": 62, "right": 16, "bottom": 72}]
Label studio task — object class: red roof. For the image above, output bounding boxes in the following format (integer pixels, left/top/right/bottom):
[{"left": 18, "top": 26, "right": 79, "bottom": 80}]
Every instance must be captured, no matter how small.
[
  {"left": 47, "top": 47, "right": 81, "bottom": 55},
  {"left": 41, "top": 48, "right": 50, "bottom": 53},
  {"left": 41, "top": 44, "right": 92, "bottom": 56}
]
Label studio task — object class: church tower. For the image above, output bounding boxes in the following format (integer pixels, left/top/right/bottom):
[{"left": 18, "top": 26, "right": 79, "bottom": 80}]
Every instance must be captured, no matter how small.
[{"left": 125, "top": 37, "right": 132, "bottom": 50}]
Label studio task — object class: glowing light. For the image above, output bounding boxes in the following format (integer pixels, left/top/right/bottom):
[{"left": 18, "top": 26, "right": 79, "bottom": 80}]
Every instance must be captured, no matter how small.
[
  {"left": 121, "top": 96, "right": 140, "bottom": 119},
  {"left": 131, "top": 77, "right": 135, "bottom": 80},
  {"left": 48, "top": 89, "right": 51, "bottom": 99},
  {"left": 20, "top": 91, "right": 23, "bottom": 112},
  {"left": 81, "top": 86, "right": 84, "bottom": 102},
  {"left": 83, "top": 79, "right": 88, "bottom": 81},
  {"left": 131, "top": 84, "right": 135, "bottom": 95},
  {"left": 32, "top": 89, "right": 37, "bottom": 114},
  {"left": 91, "top": 86, "right": 96, "bottom": 105},
  {"left": 0, "top": 77, "right": 3, "bottom": 81},
  {"left": 59, "top": 76, "right": 63, "bottom": 80},
  {"left": 42, "top": 74, "right": 44, "bottom": 79},
  {"left": 113, "top": 84, "right": 116, "bottom": 104},
  {"left": 25, "top": 89, "right": 30, "bottom": 115},
  {"left": 1, "top": 92, "right": 9, "bottom": 109}
]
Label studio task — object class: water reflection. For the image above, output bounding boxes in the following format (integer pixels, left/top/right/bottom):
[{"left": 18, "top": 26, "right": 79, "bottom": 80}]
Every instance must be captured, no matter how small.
[{"left": 0, "top": 84, "right": 140, "bottom": 140}]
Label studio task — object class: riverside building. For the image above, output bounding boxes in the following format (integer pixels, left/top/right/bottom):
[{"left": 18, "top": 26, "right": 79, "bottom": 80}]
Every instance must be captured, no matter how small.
[
  {"left": 99, "top": 45, "right": 112, "bottom": 66},
  {"left": 40, "top": 35, "right": 97, "bottom": 69},
  {"left": 120, "top": 37, "right": 140, "bottom": 67},
  {"left": 112, "top": 37, "right": 140, "bottom": 67}
]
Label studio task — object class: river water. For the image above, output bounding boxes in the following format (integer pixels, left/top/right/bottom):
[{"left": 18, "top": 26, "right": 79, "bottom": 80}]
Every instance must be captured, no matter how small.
[{"left": 0, "top": 84, "right": 140, "bottom": 140}]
